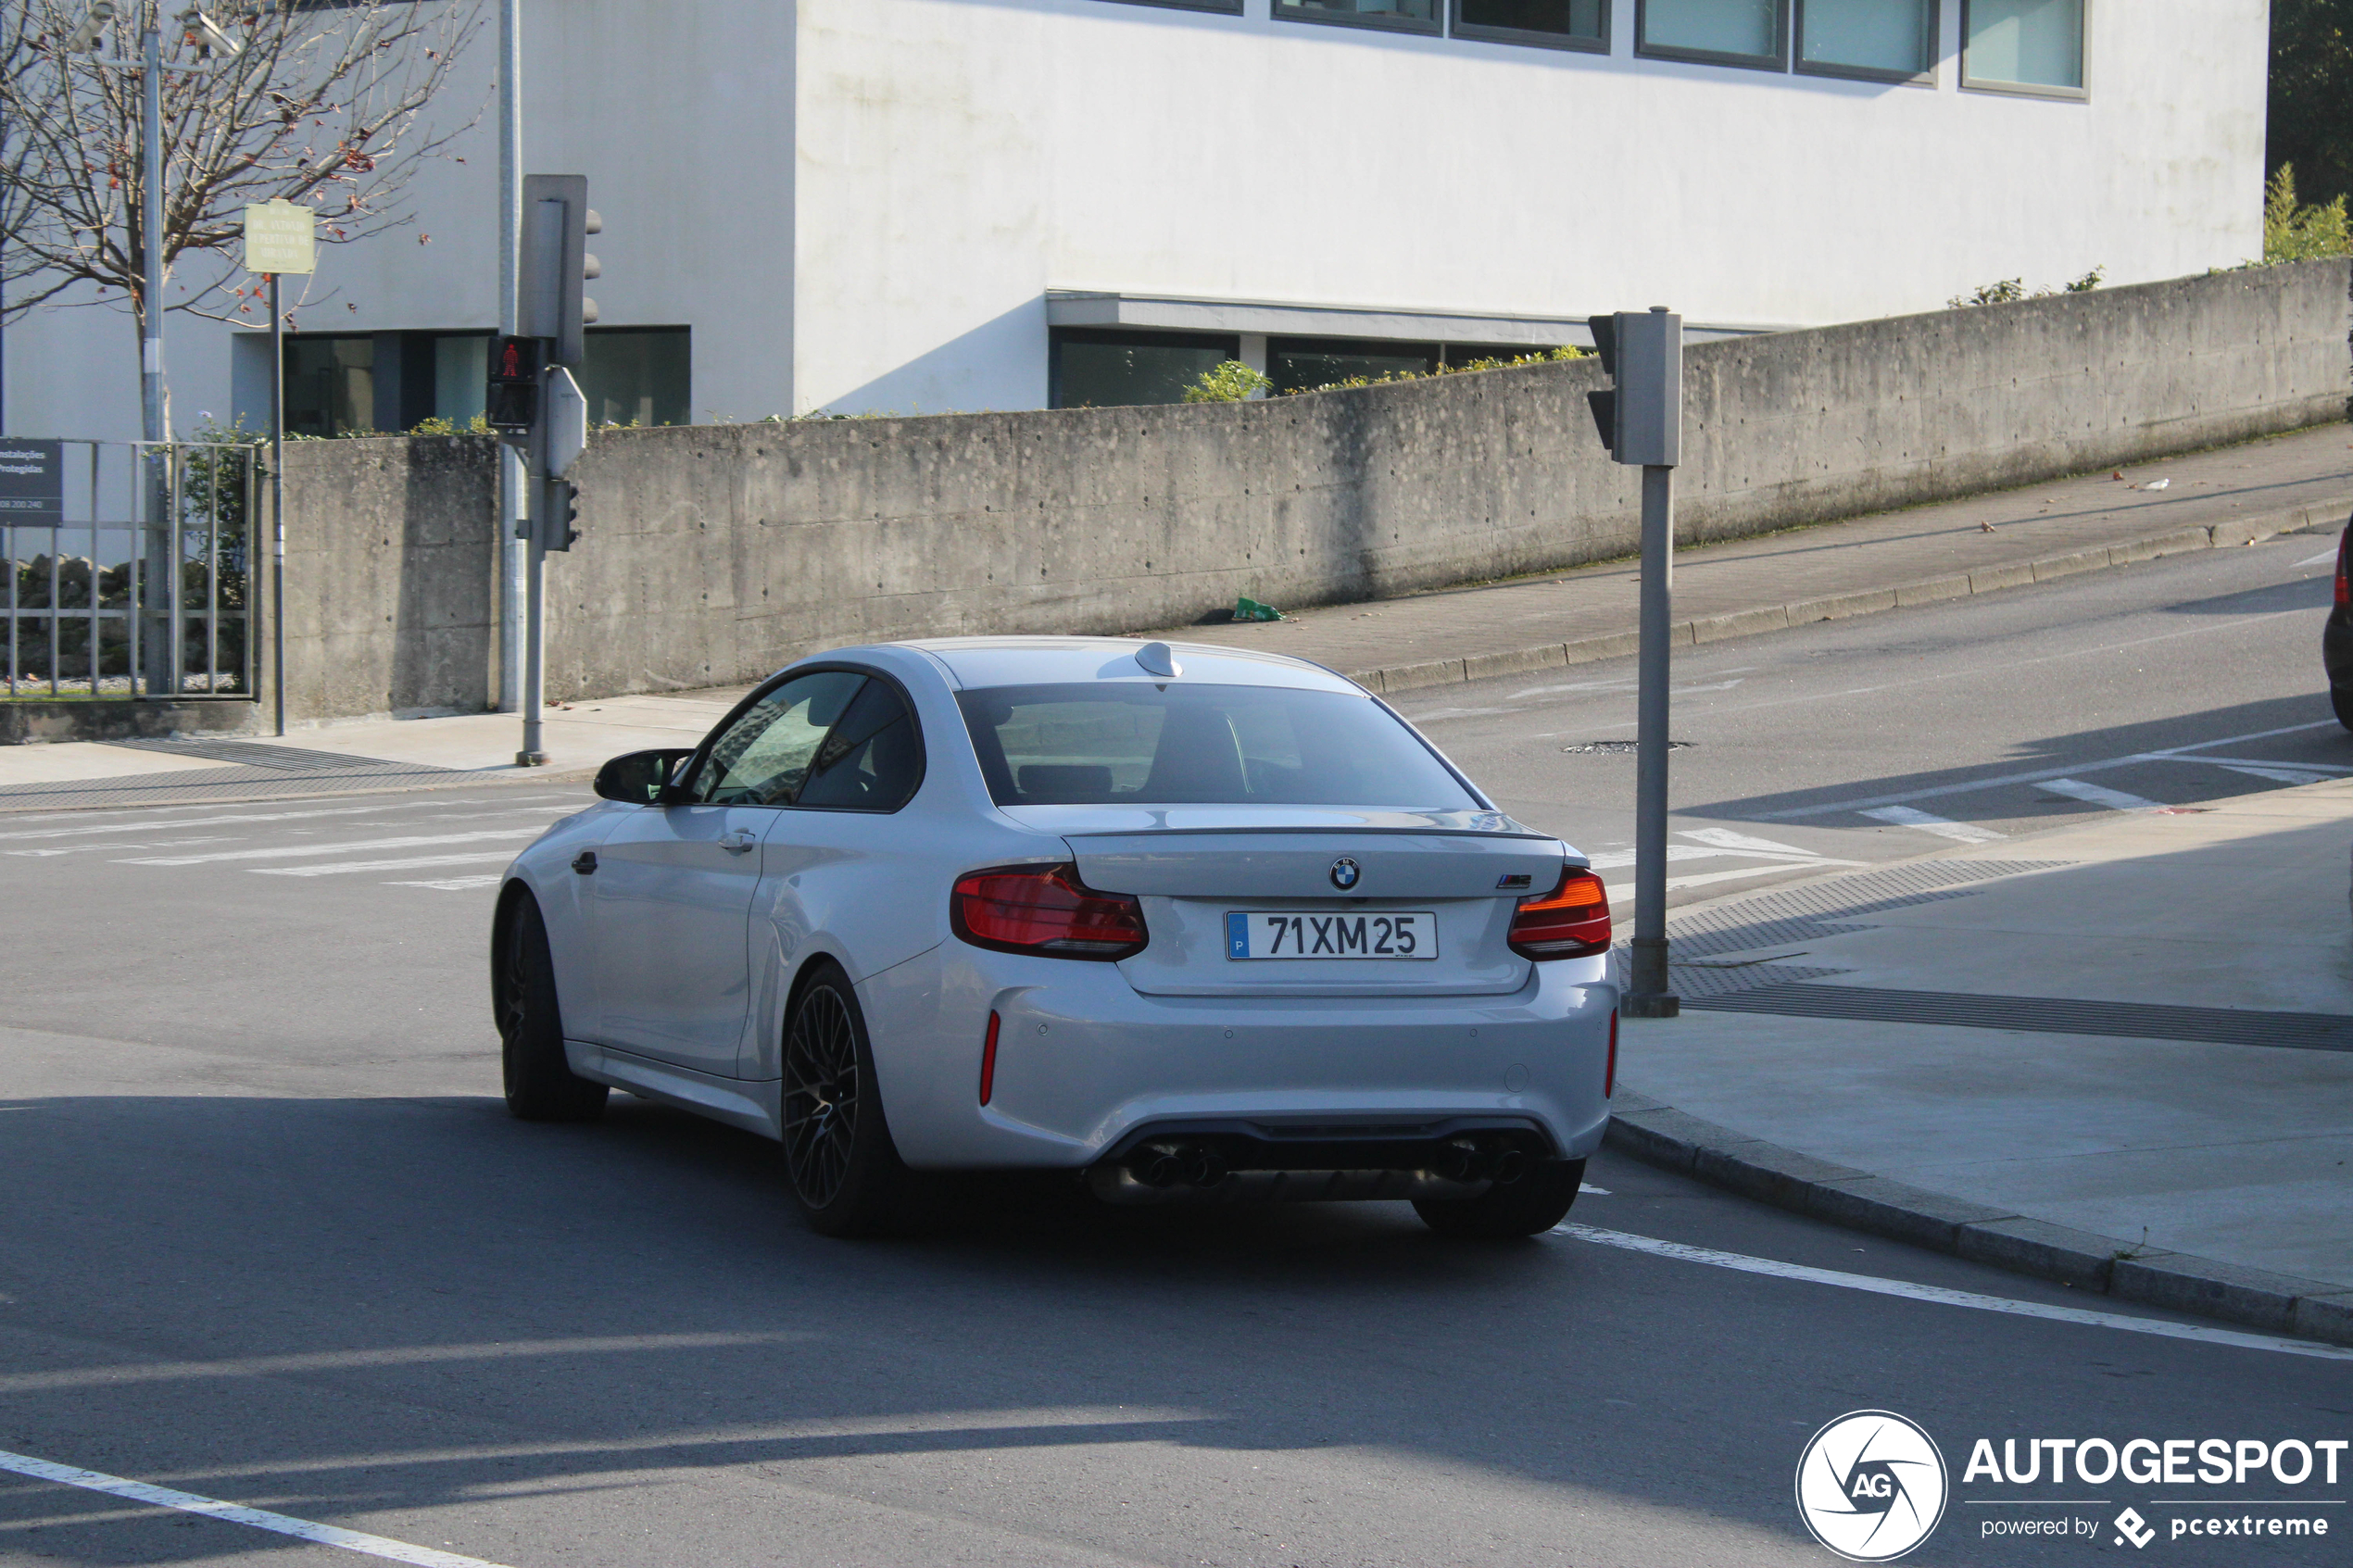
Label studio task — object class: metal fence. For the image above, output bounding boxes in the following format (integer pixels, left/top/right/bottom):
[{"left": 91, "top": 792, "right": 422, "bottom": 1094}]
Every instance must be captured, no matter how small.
[{"left": 2, "top": 440, "right": 259, "bottom": 701}]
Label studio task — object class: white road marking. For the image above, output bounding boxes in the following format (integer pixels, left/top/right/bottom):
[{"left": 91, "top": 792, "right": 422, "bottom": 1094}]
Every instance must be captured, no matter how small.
[
  {"left": 2296, "top": 549, "right": 2339, "bottom": 567},
  {"left": 2210, "top": 763, "right": 2334, "bottom": 786},
  {"left": 1679, "top": 826, "right": 1855, "bottom": 860},
  {"left": 2039, "top": 777, "right": 2166, "bottom": 812},
  {"left": 120, "top": 828, "right": 544, "bottom": 867},
  {"left": 1661, "top": 864, "right": 1831, "bottom": 893},
  {"left": 1552, "top": 1225, "right": 2353, "bottom": 1362},
  {"left": 0, "top": 1446, "right": 512, "bottom": 1567},
  {"left": 1578, "top": 1184, "right": 1611, "bottom": 1195},
  {"left": 8, "top": 837, "right": 241, "bottom": 858},
  {"left": 1860, "top": 805, "right": 2007, "bottom": 844},
  {"left": 385, "top": 873, "right": 506, "bottom": 892},
  {"left": 256, "top": 852, "right": 521, "bottom": 878}
]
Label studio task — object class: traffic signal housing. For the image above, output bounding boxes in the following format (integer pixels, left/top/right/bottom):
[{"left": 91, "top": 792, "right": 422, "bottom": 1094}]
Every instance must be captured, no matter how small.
[
  {"left": 487, "top": 335, "right": 541, "bottom": 436},
  {"left": 1583, "top": 309, "right": 1681, "bottom": 468},
  {"left": 520, "top": 174, "right": 599, "bottom": 369}
]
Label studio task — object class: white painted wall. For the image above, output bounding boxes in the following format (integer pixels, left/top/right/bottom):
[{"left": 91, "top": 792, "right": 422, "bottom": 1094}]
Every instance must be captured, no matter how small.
[{"left": 8, "top": 0, "right": 2269, "bottom": 435}]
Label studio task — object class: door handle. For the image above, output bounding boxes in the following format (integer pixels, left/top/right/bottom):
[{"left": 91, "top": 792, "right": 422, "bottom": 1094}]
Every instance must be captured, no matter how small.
[
  {"left": 572, "top": 851, "right": 598, "bottom": 875},
  {"left": 720, "top": 830, "right": 758, "bottom": 855}
]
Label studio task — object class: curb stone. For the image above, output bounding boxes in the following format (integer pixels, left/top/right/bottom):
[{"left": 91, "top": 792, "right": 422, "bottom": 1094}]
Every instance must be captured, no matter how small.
[
  {"left": 1603, "top": 1093, "right": 2353, "bottom": 1349},
  {"left": 1347, "top": 494, "right": 2353, "bottom": 695}
]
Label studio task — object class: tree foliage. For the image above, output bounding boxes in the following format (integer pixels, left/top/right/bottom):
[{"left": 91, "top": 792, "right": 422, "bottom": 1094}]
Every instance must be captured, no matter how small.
[{"left": 0, "top": 1, "right": 483, "bottom": 357}]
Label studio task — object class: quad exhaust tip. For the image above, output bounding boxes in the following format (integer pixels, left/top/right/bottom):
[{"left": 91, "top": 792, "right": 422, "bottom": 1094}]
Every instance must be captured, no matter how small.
[{"left": 1092, "top": 1132, "right": 1535, "bottom": 1206}]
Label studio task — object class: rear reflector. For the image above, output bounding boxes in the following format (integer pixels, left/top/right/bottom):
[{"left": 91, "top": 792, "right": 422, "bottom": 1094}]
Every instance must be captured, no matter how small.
[
  {"left": 980, "top": 1010, "right": 1000, "bottom": 1105},
  {"left": 1509, "top": 867, "right": 1612, "bottom": 960},
  {"left": 952, "top": 862, "right": 1150, "bottom": 961},
  {"left": 1605, "top": 1009, "right": 1618, "bottom": 1098},
  {"left": 2336, "top": 530, "right": 2348, "bottom": 608}
]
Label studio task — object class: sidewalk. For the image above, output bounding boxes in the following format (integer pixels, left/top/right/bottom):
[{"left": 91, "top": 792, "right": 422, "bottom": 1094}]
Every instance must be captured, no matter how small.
[
  {"left": 1609, "top": 778, "right": 2353, "bottom": 1342},
  {"left": 1164, "top": 422, "right": 2353, "bottom": 691},
  {"left": 0, "top": 690, "right": 749, "bottom": 812}
]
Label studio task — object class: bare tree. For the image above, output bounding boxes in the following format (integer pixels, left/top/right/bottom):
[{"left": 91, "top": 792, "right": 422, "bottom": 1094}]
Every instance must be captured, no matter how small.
[{"left": 0, "top": 0, "right": 485, "bottom": 427}]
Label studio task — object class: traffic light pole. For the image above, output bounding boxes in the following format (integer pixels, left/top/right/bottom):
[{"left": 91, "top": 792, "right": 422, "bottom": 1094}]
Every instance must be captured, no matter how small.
[
  {"left": 518, "top": 522, "right": 547, "bottom": 767},
  {"left": 1624, "top": 463, "right": 1679, "bottom": 1017},
  {"left": 270, "top": 272, "right": 286, "bottom": 736}
]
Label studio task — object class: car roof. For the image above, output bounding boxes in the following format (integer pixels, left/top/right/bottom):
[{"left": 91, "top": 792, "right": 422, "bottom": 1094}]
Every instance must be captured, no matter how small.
[{"left": 894, "top": 636, "right": 1365, "bottom": 694}]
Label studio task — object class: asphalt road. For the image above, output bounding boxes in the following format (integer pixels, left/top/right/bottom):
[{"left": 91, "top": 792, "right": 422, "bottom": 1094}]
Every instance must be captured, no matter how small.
[{"left": 1, "top": 534, "right": 2347, "bottom": 1567}]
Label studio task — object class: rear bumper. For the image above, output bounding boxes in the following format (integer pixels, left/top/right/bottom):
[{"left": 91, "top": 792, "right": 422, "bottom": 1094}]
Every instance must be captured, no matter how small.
[{"left": 857, "top": 942, "right": 1617, "bottom": 1171}]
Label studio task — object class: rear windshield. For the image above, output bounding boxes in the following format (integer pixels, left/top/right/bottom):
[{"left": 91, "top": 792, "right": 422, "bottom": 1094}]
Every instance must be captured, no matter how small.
[{"left": 955, "top": 683, "right": 1480, "bottom": 809}]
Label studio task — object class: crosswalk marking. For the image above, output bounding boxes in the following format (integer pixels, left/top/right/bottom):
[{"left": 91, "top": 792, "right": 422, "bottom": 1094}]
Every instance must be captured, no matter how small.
[
  {"left": 2038, "top": 777, "right": 2165, "bottom": 812},
  {"left": 2211, "top": 762, "right": 2334, "bottom": 786},
  {"left": 8, "top": 836, "right": 242, "bottom": 858},
  {"left": 385, "top": 873, "right": 506, "bottom": 892},
  {"left": 1860, "top": 805, "right": 2007, "bottom": 844},
  {"left": 120, "top": 827, "right": 545, "bottom": 867},
  {"left": 255, "top": 851, "right": 522, "bottom": 878},
  {"left": 0, "top": 799, "right": 570, "bottom": 845}
]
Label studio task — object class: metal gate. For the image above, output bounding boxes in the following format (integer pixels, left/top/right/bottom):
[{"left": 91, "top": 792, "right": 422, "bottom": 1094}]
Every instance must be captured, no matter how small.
[{"left": 2, "top": 440, "right": 259, "bottom": 700}]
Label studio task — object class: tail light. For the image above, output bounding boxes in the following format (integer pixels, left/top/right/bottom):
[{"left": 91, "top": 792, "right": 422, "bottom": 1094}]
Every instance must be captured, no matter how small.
[
  {"left": 1509, "top": 867, "right": 1611, "bottom": 960},
  {"left": 952, "top": 862, "right": 1149, "bottom": 961},
  {"left": 2336, "top": 529, "right": 2348, "bottom": 608}
]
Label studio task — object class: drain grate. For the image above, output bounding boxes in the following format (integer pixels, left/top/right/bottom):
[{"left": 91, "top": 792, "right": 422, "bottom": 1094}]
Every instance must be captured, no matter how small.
[{"left": 1685, "top": 983, "right": 2353, "bottom": 1053}]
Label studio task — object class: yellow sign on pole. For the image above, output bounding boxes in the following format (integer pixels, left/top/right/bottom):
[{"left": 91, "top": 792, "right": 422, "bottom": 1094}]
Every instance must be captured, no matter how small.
[{"left": 242, "top": 199, "right": 316, "bottom": 276}]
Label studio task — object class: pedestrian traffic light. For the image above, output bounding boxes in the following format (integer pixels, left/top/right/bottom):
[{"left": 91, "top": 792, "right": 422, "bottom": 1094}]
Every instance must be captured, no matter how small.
[
  {"left": 487, "top": 334, "right": 540, "bottom": 437},
  {"left": 520, "top": 174, "right": 599, "bottom": 369},
  {"left": 1583, "top": 309, "right": 1681, "bottom": 469}
]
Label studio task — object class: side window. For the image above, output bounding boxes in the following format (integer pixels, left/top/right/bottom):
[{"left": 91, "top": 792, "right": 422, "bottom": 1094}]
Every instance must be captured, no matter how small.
[
  {"left": 690, "top": 671, "right": 867, "bottom": 806},
  {"left": 797, "top": 679, "right": 925, "bottom": 811}
]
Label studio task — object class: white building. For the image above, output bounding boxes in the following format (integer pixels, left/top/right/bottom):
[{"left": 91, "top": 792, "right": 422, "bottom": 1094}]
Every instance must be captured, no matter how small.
[{"left": 9, "top": 0, "right": 2269, "bottom": 440}]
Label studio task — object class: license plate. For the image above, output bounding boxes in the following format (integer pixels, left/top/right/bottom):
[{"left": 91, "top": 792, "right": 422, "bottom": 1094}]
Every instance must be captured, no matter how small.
[{"left": 1225, "top": 910, "right": 1439, "bottom": 960}]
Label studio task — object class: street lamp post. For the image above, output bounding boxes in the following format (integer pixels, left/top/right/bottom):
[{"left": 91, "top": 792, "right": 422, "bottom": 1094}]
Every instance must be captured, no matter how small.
[{"left": 139, "top": 13, "right": 163, "bottom": 441}]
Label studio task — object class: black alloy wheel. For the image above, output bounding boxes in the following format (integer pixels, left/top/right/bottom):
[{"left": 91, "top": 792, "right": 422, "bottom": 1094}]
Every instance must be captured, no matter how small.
[
  {"left": 496, "top": 892, "right": 608, "bottom": 1123},
  {"left": 1414, "top": 1157, "right": 1585, "bottom": 1239},
  {"left": 781, "top": 962, "right": 911, "bottom": 1236}
]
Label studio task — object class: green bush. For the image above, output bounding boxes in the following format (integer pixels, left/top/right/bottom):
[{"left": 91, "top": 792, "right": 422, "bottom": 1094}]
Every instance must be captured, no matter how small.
[
  {"left": 1182, "top": 361, "right": 1275, "bottom": 404},
  {"left": 2263, "top": 164, "right": 2352, "bottom": 262}
]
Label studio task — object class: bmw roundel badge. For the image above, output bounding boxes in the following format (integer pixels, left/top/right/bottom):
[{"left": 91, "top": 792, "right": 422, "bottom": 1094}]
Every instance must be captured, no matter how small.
[{"left": 1329, "top": 857, "right": 1361, "bottom": 891}]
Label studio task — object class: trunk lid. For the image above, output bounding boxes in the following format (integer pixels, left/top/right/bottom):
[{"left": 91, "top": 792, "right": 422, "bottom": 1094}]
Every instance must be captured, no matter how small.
[{"left": 1034, "top": 808, "right": 1575, "bottom": 998}]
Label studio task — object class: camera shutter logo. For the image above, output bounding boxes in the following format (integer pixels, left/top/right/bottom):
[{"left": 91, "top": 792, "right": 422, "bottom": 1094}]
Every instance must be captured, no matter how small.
[{"left": 1793, "top": 1411, "right": 1949, "bottom": 1562}]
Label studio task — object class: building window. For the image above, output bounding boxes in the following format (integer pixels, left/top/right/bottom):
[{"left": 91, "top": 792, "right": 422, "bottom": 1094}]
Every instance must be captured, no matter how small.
[
  {"left": 1453, "top": 0, "right": 1607, "bottom": 52},
  {"left": 1269, "top": 339, "right": 1440, "bottom": 395},
  {"left": 1273, "top": 0, "right": 1441, "bottom": 34},
  {"left": 1637, "top": 0, "right": 1788, "bottom": 69},
  {"left": 283, "top": 335, "right": 378, "bottom": 436},
  {"left": 1961, "top": 0, "right": 2083, "bottom": 94},
  {"left": 1051, "top": 330, "right": 1239, "bottom": 408},
  {"left": 581, "top": 328, "right": 692, "bottom": 427},
  {"left": 1795, "top": 0, "right": 1935, "bottom": 81},
  {"left": 1097, "top": 0, "right": 1242, "bottom": 10}
]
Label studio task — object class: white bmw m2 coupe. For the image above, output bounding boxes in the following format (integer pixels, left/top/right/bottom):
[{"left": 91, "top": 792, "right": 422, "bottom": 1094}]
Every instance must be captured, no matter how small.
[{"left": 492, "top": 636, "right": 1619, "bottom": 1237}]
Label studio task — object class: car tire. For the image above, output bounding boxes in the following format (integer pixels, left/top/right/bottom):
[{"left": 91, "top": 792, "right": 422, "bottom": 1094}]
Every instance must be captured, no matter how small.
[
  {"left": 1414, "top": 1157, "right": 1584, "bottom": 1239},
  {"left": 497, "top": 892, "right": 608, "bottom": 1123},
  {"left": 782, "top": 960, "right": 912, "bottom": 1237},
  {"left": 2333, "top": 684, "right": 2353, "bottom": 734}
]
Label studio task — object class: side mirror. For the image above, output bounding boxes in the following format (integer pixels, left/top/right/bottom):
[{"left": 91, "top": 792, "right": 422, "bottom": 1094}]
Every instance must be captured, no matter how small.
[{"left": 594, "top": 748, "right": 695, "bottom": 805}]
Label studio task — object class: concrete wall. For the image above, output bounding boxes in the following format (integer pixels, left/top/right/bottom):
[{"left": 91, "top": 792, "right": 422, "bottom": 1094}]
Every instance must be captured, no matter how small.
[
  {"left": 276, "top": 436, "right": 502, "bottom": 721},
  {"left": 269, "top": 259, "right": 2350, "bottom": 721}
]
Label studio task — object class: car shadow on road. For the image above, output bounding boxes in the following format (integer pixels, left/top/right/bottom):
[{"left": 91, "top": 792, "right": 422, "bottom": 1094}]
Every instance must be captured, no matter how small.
[{"left": 1686, "top": 690, "right": 2352, "bottom": 825}]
